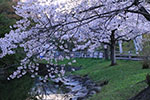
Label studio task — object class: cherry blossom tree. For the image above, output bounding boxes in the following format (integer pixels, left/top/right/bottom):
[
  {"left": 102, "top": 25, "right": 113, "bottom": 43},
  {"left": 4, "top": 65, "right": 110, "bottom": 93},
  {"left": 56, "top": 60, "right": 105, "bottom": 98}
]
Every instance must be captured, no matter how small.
[
  {"left": 85, "top": 12, "right": 150, "bottom": 65},
  {"left": 0, "top": 0, "right": 150, "bottom": 80},
  {"left": 69, "top": 0, "right": 150, "bottom": 65},
  {"left": 56, "top": 0, "right": 150, "bottom": 65}
]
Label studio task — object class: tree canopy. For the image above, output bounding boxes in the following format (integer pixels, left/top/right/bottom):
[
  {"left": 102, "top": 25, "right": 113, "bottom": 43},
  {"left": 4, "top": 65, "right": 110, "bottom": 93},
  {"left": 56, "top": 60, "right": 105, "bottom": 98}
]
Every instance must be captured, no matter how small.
[{"left": 0, "top": 0, "right": 150, "bottom": 80}]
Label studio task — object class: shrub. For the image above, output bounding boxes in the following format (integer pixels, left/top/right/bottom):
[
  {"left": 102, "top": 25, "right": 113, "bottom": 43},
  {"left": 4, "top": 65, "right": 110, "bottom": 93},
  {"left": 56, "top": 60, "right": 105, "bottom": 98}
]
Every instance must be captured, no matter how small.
[{"left": 142, "top": 62, "right": 149, "bottom": 69}]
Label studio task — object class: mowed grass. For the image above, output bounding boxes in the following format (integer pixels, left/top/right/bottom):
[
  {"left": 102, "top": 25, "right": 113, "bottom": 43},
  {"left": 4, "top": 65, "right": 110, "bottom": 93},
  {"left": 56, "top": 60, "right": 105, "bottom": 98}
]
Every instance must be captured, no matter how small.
[{"left": 58, "top": 58, "right": 150, "bottom": 100}]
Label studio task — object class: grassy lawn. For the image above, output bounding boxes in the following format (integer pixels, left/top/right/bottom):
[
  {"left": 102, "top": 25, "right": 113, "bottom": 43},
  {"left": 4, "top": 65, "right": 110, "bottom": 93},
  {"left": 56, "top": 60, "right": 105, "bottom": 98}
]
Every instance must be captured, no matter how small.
[{"left": 58, "top": 58, "right": 150, "bottom": 100}]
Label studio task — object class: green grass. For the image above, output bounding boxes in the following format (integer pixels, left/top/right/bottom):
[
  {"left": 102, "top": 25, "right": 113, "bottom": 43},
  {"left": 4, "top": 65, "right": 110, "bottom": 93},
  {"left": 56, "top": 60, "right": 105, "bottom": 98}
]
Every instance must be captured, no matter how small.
[{"left": 59, "top": 58, "right": 150, "bottom": 100}]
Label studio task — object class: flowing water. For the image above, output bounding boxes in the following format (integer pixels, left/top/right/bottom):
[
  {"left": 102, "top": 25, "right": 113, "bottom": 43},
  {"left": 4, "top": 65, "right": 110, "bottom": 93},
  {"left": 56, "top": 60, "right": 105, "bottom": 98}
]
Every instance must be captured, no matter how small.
[{"left": 31, "top": 75, "right": 101, "bottom": 100}]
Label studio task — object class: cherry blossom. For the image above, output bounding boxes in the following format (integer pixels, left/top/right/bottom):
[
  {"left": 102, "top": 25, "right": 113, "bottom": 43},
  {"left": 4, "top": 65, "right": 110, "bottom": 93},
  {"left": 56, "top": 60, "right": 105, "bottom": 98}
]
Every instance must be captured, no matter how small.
[{"left": 0, "top": 0, "right": 150, "bottom": 80}]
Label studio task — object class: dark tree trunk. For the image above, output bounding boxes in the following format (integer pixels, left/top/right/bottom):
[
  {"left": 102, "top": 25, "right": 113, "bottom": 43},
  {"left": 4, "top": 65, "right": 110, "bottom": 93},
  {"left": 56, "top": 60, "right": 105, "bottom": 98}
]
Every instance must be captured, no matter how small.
[
  {"left": 110, "top": 29, "right": 117, "bottom": 66},
  {"left": 110, "top": 42, "right": 116, "bottom": 66}
]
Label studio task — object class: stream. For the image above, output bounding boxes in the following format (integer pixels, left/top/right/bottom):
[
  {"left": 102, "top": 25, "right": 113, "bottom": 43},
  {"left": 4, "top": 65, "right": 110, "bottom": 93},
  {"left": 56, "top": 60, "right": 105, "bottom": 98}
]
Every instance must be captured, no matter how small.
[{"left": 31, "top": 74, "right": 101, "bottom": 100}]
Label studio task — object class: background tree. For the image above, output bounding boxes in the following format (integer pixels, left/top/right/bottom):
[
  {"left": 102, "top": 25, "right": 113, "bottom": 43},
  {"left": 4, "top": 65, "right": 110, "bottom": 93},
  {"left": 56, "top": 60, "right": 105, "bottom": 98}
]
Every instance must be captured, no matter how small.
[{"left": 0, "top": 0, "right": 19, "bottom": 37}]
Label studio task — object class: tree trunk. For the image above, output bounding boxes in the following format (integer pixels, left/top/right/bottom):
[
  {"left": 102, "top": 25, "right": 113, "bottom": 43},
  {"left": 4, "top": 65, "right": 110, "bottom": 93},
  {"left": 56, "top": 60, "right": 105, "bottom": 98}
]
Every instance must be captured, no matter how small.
[
  {"left": 110, "top": 29, "right": 117, "bottom": 66},
  {"left": 110, "top": 43, "right": 116, "bottom": 66}
]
